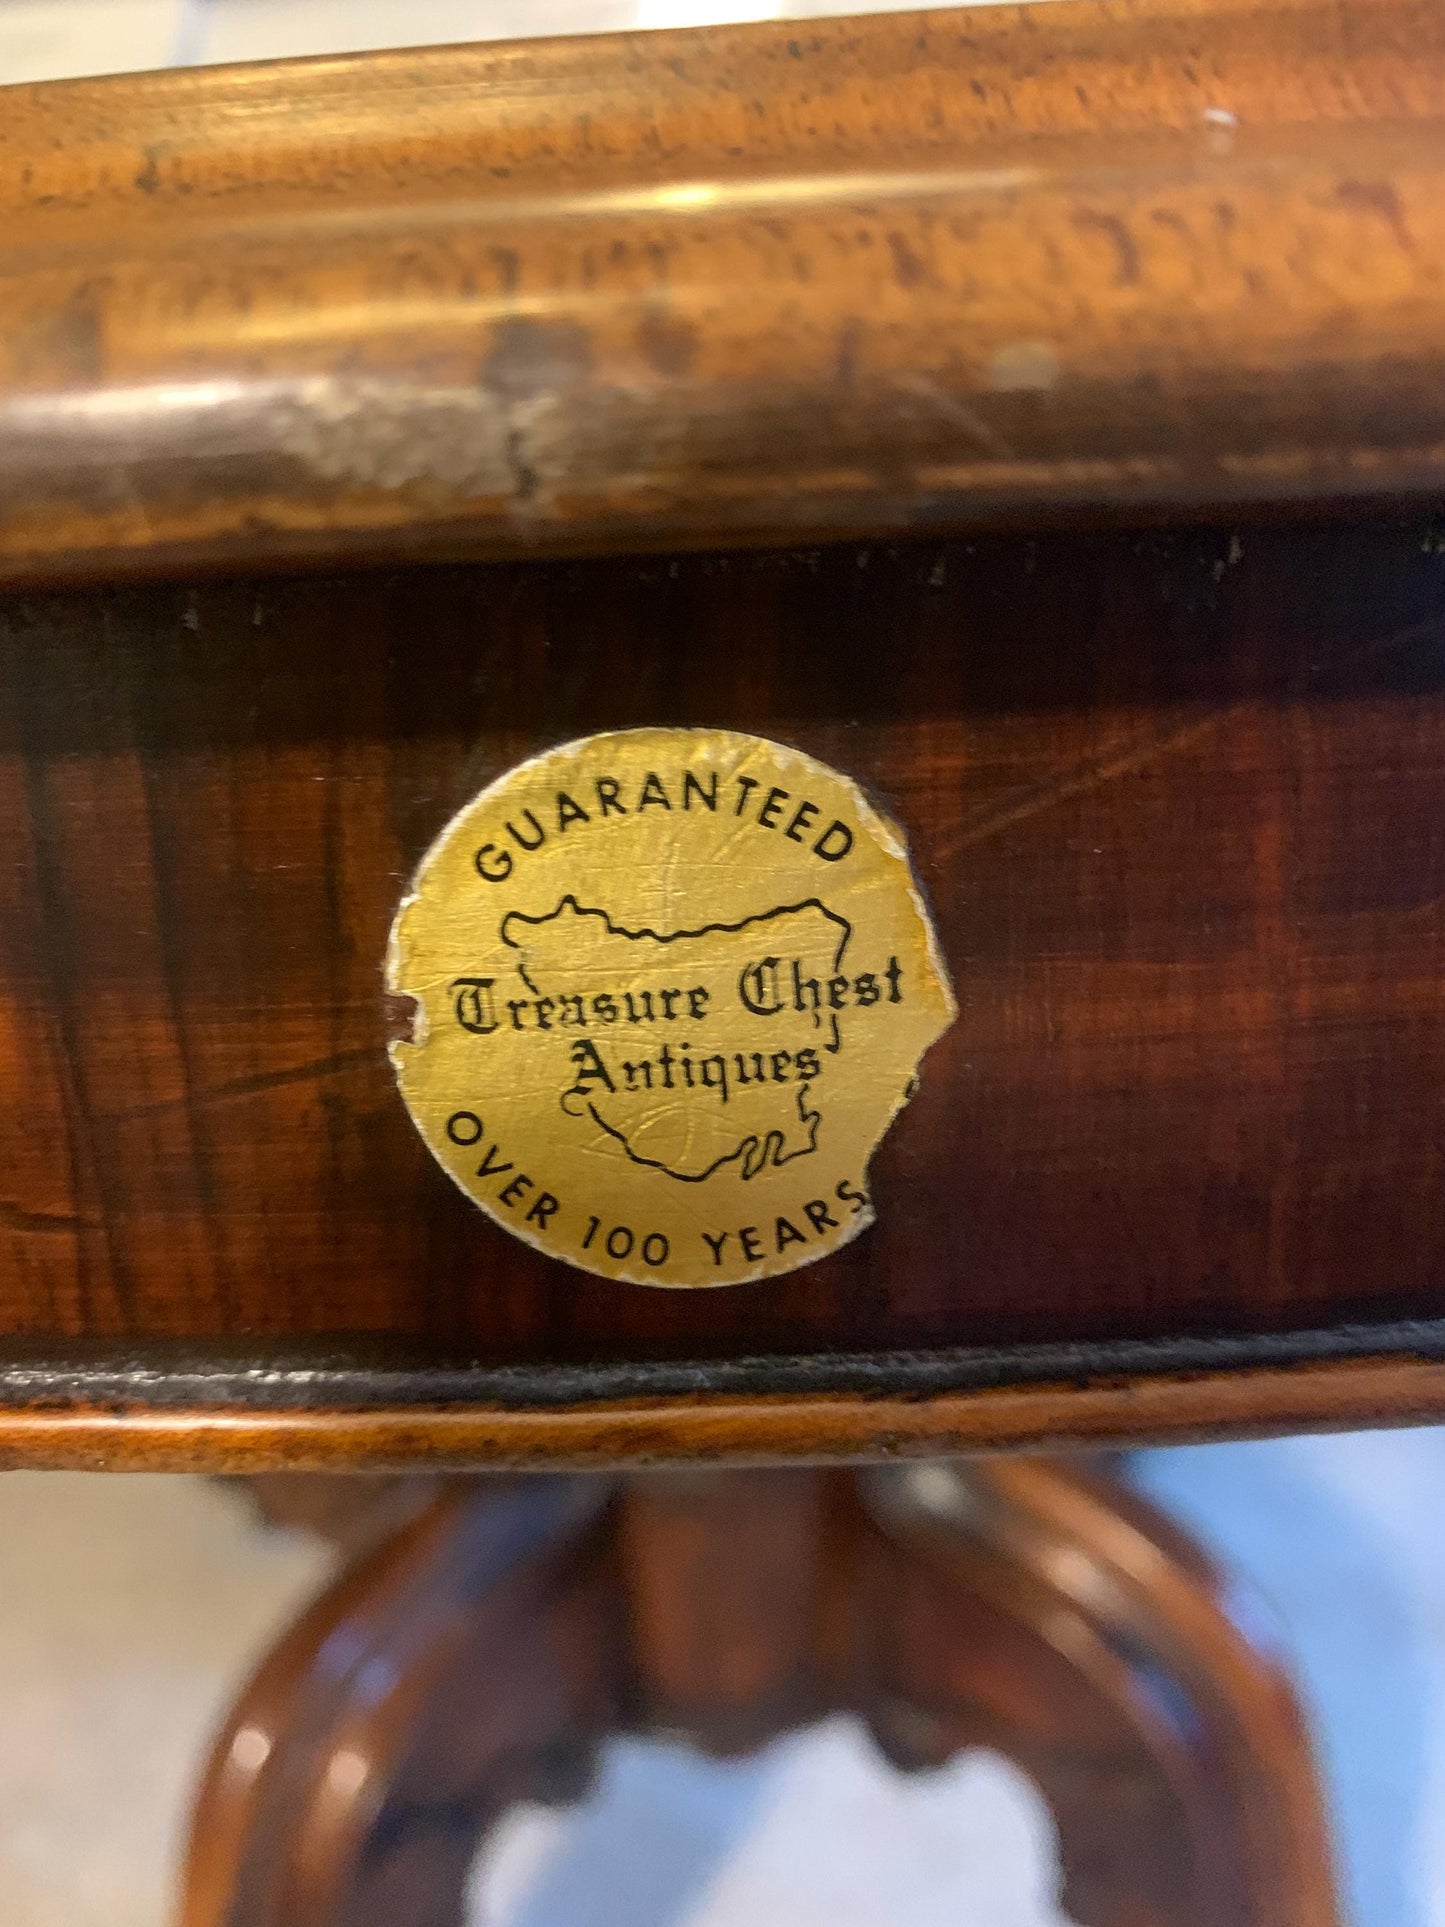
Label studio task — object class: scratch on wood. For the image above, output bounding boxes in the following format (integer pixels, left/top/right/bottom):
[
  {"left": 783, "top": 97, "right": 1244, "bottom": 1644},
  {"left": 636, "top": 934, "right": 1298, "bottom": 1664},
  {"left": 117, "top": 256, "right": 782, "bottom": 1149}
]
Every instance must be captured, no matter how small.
[
  {"left": 949, "top": 706, "right": 1234, "bottom": 853},
  {"left": 0, "top": 1200, "right": 96, "bottom": 1235},
  {"left": 106, "top": 1047, "right": 380, "bottom": 1122}
]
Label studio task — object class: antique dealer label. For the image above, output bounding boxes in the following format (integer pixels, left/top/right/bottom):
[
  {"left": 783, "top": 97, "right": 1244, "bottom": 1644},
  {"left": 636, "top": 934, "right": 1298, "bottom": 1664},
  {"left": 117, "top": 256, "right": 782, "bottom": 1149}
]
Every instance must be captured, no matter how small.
[{"left": 387, "top": 729, "right": 955, "bottom": 1288}]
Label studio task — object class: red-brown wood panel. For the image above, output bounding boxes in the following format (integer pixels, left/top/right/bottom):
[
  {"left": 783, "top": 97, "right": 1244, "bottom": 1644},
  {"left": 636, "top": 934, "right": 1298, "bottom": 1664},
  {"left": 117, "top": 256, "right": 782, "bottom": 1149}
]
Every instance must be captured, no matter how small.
[{"left": 0, "top": 512, "right": 1441, "bottom": 1389}]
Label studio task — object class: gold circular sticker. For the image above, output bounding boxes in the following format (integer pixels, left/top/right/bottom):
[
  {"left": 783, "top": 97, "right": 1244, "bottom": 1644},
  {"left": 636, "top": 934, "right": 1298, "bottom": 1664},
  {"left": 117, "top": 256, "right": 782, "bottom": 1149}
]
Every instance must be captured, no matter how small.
[{"left": 387, "top": 729, "right": 955, "bottom": 1288}]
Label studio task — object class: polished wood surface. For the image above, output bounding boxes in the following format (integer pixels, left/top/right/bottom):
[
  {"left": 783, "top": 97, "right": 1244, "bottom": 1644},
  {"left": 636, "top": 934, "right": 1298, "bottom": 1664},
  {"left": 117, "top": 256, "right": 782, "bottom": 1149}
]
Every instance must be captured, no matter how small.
[
  {"left": 183, "top": 1478, "right": 616, "bottom": 1927},
  {"left": 182, "top": 1462, "right": 1339, "bottom": 1926},
  {"left": 2, "top": 2, "right": 1445, "bottom": 1463},
  {"left": 6, "top": 0, "right": 1445, "bottom": 583},
  {"left": 3, "top": 515, "right": 1445, "bottom": 1465},
  {"left": 8, "top": 1353, "right": 1445, "bottom": 1473},
  {"left": 7, "top": 516, "right": 1435, "bottom": 1360}
]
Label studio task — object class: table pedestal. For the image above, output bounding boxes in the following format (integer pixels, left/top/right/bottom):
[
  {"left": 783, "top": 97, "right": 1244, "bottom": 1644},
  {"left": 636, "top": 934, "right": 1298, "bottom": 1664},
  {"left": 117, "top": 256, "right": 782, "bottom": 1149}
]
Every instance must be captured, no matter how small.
[{"left": 181, "top": 1460, "right": 1339, "bottom": 1927}]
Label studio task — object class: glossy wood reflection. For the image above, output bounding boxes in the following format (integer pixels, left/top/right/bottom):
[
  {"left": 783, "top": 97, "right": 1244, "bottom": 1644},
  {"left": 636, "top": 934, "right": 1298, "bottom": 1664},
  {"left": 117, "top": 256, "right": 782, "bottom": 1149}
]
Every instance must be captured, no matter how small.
[
  {"left": 2, "top": 517, "right": 1444, "bottom": 1400},
  {"left": 183, "top": 1462, "right": 1339, "bottom": 1926}
]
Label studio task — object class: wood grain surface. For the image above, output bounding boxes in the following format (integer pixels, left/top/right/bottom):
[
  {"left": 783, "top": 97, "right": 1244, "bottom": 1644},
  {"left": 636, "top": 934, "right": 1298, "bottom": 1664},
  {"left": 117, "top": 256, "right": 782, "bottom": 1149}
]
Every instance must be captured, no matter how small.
[
  {"left": 0, "top": 511, "right": 1443, "bottom": 1461},
  {"left": 6, "top": 0, "right": 1445, "bottom": 581},
  {"left": 4, "top": 0, "right": 1445, "bottom": 1464}
]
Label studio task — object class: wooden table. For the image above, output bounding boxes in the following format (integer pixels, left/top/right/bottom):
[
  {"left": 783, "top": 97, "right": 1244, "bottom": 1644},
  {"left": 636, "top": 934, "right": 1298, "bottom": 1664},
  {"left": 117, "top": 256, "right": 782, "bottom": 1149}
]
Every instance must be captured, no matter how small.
[
  {"left": 1, "top": 4, "right": 1438, "bottom": 1916},
  {"left": 2, "top": 0, "right": 1445, "bottom": 1470}
]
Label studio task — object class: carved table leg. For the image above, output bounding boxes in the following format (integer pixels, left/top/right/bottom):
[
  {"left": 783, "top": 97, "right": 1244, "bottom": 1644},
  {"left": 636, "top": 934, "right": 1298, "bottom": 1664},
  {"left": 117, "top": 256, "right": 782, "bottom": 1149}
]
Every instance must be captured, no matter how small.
[
  {"left": 857, "top": 1459, "right": 1340, "bottom": 1927},
  {"left": 183, "top": 1461, "right": 1339, "bottom": 1927},
  {"left": 181, "top": 1476, "right": 620, "bottom": 1927}
]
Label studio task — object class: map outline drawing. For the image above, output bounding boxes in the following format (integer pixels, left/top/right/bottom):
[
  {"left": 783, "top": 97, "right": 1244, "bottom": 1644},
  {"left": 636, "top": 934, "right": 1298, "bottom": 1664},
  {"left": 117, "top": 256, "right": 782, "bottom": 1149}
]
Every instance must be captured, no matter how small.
[{"left": 497, "top": 893, "right": 853, "bottom": 1183}]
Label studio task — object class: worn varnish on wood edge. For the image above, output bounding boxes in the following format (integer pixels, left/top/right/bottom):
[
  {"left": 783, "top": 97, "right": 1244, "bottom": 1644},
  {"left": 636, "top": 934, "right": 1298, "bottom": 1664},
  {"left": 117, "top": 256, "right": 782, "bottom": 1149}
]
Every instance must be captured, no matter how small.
[
  {"left": 3, "top": 1353, "right": 1445, "bottom": 1471},
  {"left": 6, "top": 0, "right": 1445, "bottom": 582}
]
